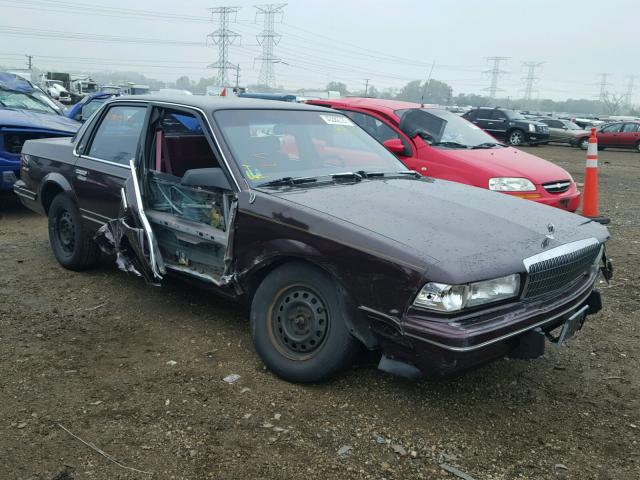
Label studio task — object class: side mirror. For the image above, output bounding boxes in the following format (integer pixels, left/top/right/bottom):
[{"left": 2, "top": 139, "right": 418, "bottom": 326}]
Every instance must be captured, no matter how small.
[
  {"left": 383, "top": 138, "right": 406, "bottom": 155},
  {"left": 181, "top": 167, "right": 232, "bottom": 191}
]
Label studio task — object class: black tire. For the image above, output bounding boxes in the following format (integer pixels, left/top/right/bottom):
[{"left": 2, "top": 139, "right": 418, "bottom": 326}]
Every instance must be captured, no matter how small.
[
  {"left": 507, "top": 129, "right": 526, "bottom": 146},
  {"left": 250, "top": 262, "right": 360, "bottom": 383},
  {"left": 48, "top": 193, "right": 100, "bottom": 270},
  {"left": 636, "top": 141, "right": 640, "bottom": 153}
]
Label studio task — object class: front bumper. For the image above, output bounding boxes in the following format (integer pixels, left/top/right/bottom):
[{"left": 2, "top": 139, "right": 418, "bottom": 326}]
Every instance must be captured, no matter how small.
[
  {"left": 525, "top": 132, "right": 550, "bottom": 143},
  {"left": 0, "top": 154, "right": 20, "bottom": 191},
  {"left": 373, "top": 270, "right": 604, "bottom": 377},
  {"left": 505, "top": 183, "right": 581, "bottom": 212}
]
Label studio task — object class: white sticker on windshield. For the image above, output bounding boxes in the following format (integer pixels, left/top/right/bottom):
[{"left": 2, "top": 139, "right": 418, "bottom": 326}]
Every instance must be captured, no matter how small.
[
  {"left": 468, "top": 124, "right": 480, "bottom": 129},
  {"left": 320, "top": 114, "right": 354, "bottom": 126}
]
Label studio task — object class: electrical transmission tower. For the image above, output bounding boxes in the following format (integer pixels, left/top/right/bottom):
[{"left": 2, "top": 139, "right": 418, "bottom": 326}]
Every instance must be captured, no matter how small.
[
  {"left": 624, "top": 75, "right": 636, "bottom": 106},
  {"left": 254, "top": 3, "right": 286, "bottom": 88},
  {"left": 484, "top": 57, "right": 509, "bottom": 98},
  {"left": 596, "top": 73, "right": 611, "bottom": 102},
  {"left": 207, "top": 6, "right": 241, "bottom": 87},
  {"left": 522, "top": 61, "right": 544, "bottom": 102}
]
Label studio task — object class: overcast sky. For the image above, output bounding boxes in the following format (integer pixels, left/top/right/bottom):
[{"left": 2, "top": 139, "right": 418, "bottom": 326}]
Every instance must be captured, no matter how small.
[{"left": 0, "top": 0, "right": 636, "bottom": 101}]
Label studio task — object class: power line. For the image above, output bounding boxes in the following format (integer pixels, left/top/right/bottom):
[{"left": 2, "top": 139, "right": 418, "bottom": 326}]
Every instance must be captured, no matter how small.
[
  {"left": 254, "top": 3, "right": 286, "bottom": 88},
  {"left": 207, "top": 7, "right": 241, "bottom": 87},
  {"left": 484, "top": 57, "right": 509, "bottom": 98},
  {"left": 522, "top": 61, "right": 543, "bottom": 102}
]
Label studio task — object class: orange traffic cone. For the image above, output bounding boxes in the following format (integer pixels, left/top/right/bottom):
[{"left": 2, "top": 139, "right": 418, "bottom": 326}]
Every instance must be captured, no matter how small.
[
  {"left": 581, "top": 128, "right": 609, "bottom": 224},
  {"left": 220, "top": 87, "right": 227, "bottom": 97}
]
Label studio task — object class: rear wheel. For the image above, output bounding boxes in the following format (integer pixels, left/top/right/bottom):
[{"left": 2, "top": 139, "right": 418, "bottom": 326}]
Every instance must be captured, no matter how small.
[
  {"left": 48, "top": 193, "right": 100, "bottom": 270},
  {"left": 636, "top": 141, "right": 640, "bottom": 153},
  {"left": 250, "top": 262, "right": 359, "bottom": 383},
  {"left": 507, "top": 129, "right": 525, "bottom": 146}
]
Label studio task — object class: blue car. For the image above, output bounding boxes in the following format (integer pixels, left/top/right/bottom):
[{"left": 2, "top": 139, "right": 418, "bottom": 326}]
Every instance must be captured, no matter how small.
[
  {"left": 66, "top": 91, "right": 119, "bottom": 123},
  {"left": 0, "top": 72, "right": 80, "bottom": 192}
]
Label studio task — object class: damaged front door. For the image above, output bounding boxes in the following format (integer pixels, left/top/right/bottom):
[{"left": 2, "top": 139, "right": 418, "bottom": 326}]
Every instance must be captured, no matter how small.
[
  {"left": 96, "top": 159, "right": 166, "bottom": 284},
  {"left": 98, "top": 104, "right": 237, "bottom": 287}
]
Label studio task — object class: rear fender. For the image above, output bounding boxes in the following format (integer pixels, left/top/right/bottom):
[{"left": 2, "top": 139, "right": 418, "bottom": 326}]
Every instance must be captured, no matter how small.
[{"left": 40, "top": 172, "right": 77, "bottom": 212}]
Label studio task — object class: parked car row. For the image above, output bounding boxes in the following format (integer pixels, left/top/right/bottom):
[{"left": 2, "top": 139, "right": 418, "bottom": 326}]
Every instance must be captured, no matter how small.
[{"left": 12, "top": 94, "right": 612, "bottom": 383}]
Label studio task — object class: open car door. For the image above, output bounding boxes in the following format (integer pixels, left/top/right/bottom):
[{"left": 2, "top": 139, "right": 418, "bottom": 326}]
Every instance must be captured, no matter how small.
[{"left": 95, "top": 159, "right": 166, "bottom": 285}]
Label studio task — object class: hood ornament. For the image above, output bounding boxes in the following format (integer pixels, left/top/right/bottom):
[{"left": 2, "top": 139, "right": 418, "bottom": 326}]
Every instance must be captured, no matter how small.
[{"left": 541, "top": 223, "right": 555, "bottom": 248}]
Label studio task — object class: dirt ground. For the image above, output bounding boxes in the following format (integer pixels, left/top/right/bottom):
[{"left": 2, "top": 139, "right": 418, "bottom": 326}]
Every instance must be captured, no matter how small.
[{"left": 1, "top": 145, "right": 638, "bottom": 480}]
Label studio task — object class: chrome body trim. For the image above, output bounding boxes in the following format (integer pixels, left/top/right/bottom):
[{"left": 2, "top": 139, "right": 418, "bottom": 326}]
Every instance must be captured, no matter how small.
[{"left": 522, "top": 237, "right": 599, "bottom": 271}]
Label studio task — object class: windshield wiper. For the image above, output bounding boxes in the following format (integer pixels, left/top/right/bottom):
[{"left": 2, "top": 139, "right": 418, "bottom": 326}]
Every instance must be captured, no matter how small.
[
  {"left": 331, "top": 172, "right": 362, "bottom": 182},
  {"left": 471, "top": 142, "right": 505, "bottom": 149},
  {"left": 256, "top": 176, "right": 318, "bottom": 188},
  {"left": 431, "top": 141, "right": 469, "bottom": 149},
  {"left": 357, "top": 170, "right": 421, "bottom": 179}
]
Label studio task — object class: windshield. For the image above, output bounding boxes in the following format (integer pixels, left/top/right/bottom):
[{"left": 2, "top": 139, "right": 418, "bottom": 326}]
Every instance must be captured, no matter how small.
[
  {"left": 397, "top": 108, "right": 501, "bottom": 148},
  {"left": 215, "top": 109, "right": 409, "bottom": 187},
  {"left": 566, "top": 121, "right": 583, "bottom": 130},
  {"left": 0, "top": 89, "right": 58, "bottom": 114}
]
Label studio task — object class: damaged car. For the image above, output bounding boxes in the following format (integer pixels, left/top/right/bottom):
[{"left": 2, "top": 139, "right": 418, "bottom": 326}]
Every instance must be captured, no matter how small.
[
  {"left": 1, "top": 72, "right": 80, "bottom": 193},
  {"left": 14, "top": 96, "right": 612, "bottom": 383}
]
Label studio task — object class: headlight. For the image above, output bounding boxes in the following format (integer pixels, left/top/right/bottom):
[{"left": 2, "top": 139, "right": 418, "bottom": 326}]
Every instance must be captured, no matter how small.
[
  {"left": 488, "top": 177, "right": 536, "bottom": 191},
  {"left": 414, "top": 274, "right": 521, "bottom": 312},
  {"left": 528, "top": 123, "right": 536, "bottom": 132}
]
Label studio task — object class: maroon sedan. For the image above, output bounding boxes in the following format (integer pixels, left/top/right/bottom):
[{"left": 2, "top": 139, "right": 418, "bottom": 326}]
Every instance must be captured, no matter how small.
[{"left": 578, "top": 121, "right": 640, "bottom": 151}]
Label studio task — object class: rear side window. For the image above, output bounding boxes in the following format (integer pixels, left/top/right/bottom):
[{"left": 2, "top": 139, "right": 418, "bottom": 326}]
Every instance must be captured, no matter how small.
[
  {"left": 601, "top": 123, "right": 622, "bottom": 133},
  {"left": 491, "top": 110, "right": 508, "bottom": 120},
  {"left": 477, "top": 109, "right": 493, "bottom": 120},
  {"left": 88, "top": 105, "right": 146, "bottom": 164}
]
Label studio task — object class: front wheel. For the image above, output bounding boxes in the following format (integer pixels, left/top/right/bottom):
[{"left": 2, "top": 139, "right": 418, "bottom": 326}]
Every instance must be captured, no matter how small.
[
  {"left": 48, "top": 193, "right": 100, "bottom": 270},
  {"left": 579, "top": 137, "right": 589, "bottom": 150},
  {"left": 250, "top": 262, "right": 360, "bottom": 383},
  {"left": 507, "top": 129, "right": 526, "bottom": 146}
]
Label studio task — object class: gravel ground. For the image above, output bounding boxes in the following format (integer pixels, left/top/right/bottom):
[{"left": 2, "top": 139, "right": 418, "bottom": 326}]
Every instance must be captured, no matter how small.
[{"left": 1, "top": 145, "right": 638, "bottom": 480}]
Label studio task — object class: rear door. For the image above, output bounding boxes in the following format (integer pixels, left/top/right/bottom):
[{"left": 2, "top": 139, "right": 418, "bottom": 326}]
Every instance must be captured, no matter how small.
[
  {"left": 598, "top": 123, "right": 623, "bottom": 147},
  {"left": 620, "top": 122, "right": 640, "bottom": 147},
  {"left": 73, "top": 103, "right": 148, "bottom": 227}
]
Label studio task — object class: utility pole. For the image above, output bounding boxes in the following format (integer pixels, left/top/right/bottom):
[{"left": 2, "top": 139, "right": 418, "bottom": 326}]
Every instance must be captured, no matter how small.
[
  {"left": 25, "top": 54, "right": 33, "bottom": 70},
  {"left": 484, "top": 57, "right": 509, "bottom": 99},
  {"left": 235, "top": 64, "right": 240, "bottom": 89},
  {"left": 624, "top": 75, "right": 636, "bottom": 106},
  {"left": 596, "top": 73, "right": 610, "bottom": 102},
  {"left": 254, "top": 3, "right": 287, "bottom": 89},
  {"left": 207, "top": 6, "right": 241, "bottom": 87},
  {"left": 522, "top": 61, "right": 543, "bottom": 103},
  {"left": 364, "top": 78, "right": 370, "bottom": 96}
]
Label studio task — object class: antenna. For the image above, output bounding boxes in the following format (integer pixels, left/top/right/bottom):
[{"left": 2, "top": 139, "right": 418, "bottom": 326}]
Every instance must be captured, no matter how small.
[
  {"left": 254, "top": 3, "right": 287, "bottom": 88},
  {"left": 420, "top": 60, "right": 436, "bottom": 107},
  {"left": 207, "top": 6, "right": 241, "bottom": 87}
]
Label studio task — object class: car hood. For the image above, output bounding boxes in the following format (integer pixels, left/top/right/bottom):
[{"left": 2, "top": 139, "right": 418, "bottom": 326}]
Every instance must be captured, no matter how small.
[
  {"left": 271, "top": 178, "right": 608, "bottom": 283},
  {"left": 438, "top": 146, "right": 572, "bottom": 184},
  {"left": 0, "top": 108, "right": 80, "bottom": 133}
]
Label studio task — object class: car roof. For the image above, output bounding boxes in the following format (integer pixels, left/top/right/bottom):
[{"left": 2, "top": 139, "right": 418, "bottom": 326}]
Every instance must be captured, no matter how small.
[
  {"left": 307, "top": 97, "right": 441, "bottom": 116},
  {"left": 110, "top": 94, "right": 333, "bottom": 113}
]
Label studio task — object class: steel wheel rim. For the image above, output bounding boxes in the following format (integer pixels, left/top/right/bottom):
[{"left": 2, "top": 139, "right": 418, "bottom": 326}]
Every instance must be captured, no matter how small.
[
  {"left": 56, "top": 211, "right": 76, "bottom": 254},
  {"left": 271, "top": 285, "right": 329, "bottom": 359},
  {"left": 581, "top": 139, "right": 589, "bottom": 149}
]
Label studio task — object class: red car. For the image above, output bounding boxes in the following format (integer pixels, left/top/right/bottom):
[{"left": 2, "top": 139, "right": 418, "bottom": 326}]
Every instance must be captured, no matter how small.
[
  {"left": 307, "top": 98, "right": 581, "bottom": 211},
  {"left": 577, "top": 121, "right": 640, "bottom": 151}
]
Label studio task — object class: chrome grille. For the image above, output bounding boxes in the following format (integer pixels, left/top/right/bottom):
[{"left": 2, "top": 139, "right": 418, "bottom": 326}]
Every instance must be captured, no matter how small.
[
  {"left": 542, "top": 180, "right": 571, "bottom": 194},
  {"left": 523, "top": 238, "right": 601, "bottom": 298},
  {"left": 536, "top": 125, "right": 549, "bottom": 133}
]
